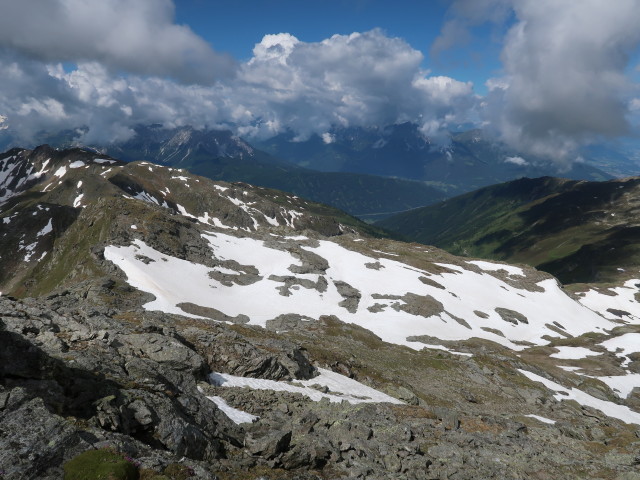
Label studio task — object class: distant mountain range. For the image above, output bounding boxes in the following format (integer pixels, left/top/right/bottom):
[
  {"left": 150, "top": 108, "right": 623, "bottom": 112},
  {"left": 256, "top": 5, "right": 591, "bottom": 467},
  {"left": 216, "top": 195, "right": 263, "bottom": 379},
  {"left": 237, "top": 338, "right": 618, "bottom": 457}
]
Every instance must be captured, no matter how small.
[
  {"left": 255, "top": 124, "right": 615, "bottom": 190},
  {"left": 377, "top": 175, "right": 640, "bottom": 284},
  {"left": 2, "top": 123, "right": 634, "bottom": 222}
]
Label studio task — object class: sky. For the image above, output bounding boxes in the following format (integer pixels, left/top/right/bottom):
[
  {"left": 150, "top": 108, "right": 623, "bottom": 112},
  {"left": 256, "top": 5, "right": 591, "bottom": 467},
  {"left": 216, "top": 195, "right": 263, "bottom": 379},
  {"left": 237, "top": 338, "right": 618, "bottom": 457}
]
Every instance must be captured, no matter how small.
[{"left": 1, "top": 0, "right": 640, "bottom": 165}]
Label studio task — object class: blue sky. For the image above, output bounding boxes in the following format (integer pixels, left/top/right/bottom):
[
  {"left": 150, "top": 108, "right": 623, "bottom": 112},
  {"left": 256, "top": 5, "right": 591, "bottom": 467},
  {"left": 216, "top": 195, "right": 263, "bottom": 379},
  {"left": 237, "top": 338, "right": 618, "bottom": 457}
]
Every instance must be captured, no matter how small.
[{"left": 0, "top": 0, "right": 639, "bottom": 164}]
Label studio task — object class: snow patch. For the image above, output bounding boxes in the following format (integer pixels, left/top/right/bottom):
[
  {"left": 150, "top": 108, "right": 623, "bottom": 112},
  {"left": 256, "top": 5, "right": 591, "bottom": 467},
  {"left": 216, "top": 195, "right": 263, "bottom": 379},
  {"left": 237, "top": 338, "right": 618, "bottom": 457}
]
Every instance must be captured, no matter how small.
[
  {"left": 22, "top": 242, "right": 38, "bottom": 262},
  {"left": 592, "top": 374, "right": 640, "bottom": 398},
  {"left": 209, "top": 368, "right": 402, "bottom": 405},
  {"left": 525, "top": 414, "right": 556, "bottom": 425},
  {"left": 467, "top": 260, "right": 524, "bottom": 277},
  {"left": 176, "top": 204, "right": 196, "bottom": 219},
  {"left": 73, "top": 194, "right": 84, "bottom": 208},
  {"left": 105, "top": 234, "right": 618, "bottom": 351},
  {"left": 68, "top": 161, "right": 85, "bottom": 169},
  {"left": 549, "top": 346, "right": 598, "bottom": 360},
  {"left": 518, "top": 369, "right": 640, "bottom": 425},
  {"left": 205, "top": 395, "right": 258, "bottom": 424},
  {"left": 578, "top": 280, "right": 640, "bottom": 321},
  {"left": 37, "top": 219, "right": 53, "bottom": 237}
]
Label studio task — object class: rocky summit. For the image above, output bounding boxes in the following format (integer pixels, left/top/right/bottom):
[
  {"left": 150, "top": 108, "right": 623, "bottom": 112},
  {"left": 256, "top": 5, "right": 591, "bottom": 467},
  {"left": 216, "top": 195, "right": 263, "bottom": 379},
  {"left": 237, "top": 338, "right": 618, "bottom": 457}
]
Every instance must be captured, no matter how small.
[{"left": 2, "top": 146, "right": 640, "bottom": 479}]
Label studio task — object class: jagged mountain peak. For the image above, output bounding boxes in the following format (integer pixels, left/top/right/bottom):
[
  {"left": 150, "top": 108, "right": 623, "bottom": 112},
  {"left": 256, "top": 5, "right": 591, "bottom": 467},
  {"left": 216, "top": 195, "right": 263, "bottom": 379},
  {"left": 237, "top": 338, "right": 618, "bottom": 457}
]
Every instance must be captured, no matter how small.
[{"left": 109, "top": 124, "right": 255, "bottom": 166}]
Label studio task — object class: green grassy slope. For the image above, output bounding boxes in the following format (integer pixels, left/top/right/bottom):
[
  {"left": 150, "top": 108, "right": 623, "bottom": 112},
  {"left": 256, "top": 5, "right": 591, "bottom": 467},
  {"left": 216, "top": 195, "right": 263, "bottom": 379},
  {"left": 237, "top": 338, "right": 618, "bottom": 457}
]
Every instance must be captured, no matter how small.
[{"left": 377, "top": 176, "right": 640, "bottom": 284}]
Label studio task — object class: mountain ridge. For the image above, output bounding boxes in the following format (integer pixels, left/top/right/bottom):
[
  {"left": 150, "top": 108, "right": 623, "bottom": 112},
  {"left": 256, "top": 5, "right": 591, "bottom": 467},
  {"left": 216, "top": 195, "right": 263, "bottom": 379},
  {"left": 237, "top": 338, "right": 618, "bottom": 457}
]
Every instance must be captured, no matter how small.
[
  {"left": 2, "top": 146, "right": 640, "bottom": 479},
  {"left": 377, "top": 175, "right": 640, "bottom": 285}
]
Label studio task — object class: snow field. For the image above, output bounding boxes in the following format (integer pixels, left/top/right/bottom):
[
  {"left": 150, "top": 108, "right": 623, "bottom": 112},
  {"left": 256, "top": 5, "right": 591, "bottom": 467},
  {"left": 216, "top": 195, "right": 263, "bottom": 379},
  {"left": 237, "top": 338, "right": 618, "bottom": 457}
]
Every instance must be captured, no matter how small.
[{"left": 105, "top": 231, "right": 618, "bottom": 351}]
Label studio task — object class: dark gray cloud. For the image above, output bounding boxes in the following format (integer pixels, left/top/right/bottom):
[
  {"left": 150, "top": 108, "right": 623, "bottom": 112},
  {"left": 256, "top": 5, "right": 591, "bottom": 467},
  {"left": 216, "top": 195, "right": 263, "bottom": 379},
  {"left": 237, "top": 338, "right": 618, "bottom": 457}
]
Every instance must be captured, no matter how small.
[
  {"left": 438, "top": 0, "right": 640, "bottom": 163},
  {"left": 490, "top": 0, "right": 640, "bottom": 162},
  {"left": 0, "top": 0, "right": 236, "bottom": 84}
]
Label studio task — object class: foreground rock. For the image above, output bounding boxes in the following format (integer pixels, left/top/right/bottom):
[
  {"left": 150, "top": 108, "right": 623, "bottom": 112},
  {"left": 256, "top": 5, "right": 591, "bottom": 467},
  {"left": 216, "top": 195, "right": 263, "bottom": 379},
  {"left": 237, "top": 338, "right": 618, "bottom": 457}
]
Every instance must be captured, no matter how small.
[{"left": 1, "top": 291, "right": 640, "bottom": 479}]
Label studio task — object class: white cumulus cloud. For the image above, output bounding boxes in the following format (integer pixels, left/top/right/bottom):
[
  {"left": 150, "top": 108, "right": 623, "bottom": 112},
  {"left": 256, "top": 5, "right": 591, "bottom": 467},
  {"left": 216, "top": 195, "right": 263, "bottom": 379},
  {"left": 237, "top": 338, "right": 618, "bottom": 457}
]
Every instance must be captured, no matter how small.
[
  {"left": 0, "top": 27, "right": 479, "bottom": 146},
  {"left": 504, "top": 156, "right": 528, "bottom": 166},
  {"left": 0, "top": 0, "right": 236, "bottom": 84}
]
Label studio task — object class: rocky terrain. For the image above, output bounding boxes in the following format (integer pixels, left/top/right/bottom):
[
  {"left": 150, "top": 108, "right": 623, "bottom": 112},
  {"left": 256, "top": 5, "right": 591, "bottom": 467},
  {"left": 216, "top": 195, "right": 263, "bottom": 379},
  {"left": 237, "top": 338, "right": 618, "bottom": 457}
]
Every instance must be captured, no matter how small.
[{"left": 2, "top": 146, "right": 640, "bottom": 479}]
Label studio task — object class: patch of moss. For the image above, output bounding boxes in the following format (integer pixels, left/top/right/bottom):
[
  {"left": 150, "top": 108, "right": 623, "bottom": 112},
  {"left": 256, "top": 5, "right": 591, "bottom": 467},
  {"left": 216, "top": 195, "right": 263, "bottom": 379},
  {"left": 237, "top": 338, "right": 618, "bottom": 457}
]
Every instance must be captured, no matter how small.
[
  {"left": 162, "top": 463, "right": 195, "bottom": 479},
  {"left": 63, "top": 448, "right": 139, "bottom": 480},
  {"left": 139, "top": 470, "right": 169, "bottom": 480}
]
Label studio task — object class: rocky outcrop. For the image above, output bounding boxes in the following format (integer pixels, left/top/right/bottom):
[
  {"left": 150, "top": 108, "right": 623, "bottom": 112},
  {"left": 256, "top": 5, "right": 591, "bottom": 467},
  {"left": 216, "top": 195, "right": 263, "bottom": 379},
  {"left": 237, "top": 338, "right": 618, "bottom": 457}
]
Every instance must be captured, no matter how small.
[{"left": 2, "top": 291, "right": 640, "bottom": 479}]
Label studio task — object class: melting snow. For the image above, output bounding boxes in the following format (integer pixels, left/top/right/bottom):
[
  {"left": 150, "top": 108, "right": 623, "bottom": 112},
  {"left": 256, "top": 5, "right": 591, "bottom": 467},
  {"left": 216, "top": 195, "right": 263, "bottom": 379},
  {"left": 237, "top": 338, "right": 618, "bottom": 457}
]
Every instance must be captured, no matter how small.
[
  {"left": 53, "top": 166, "right": 67, "bottom": 178},
  {"left": 94, "top": 158, "right": 115, "bottom": 164},
  {"left": 209, "top": 368, "right": 402, "bottom": 405},
  {"left": 372, "top": 249, "right": 399, "bottom": 257},
  {"left": 176, "top": 204, "right": 196, "bottom": 219},
  {"left": 37, "top": 219, "right": 53, "bottom": 237},
  {"left": 28, "top": 159, "right": 50, "bottom": 180},
  {"left": 22, "top": 242, "right": 38, "bottom": 262},
  {"left": 518, "top": 369, "right": 640, "bottom": 425},
  {"left": 262, "top": 214, "right": 279, "bottom": 227},
  {"left": 208, "top": 217, "right": 236, "bottom": 230},
  {"left": 205, "top": 395, "right": 258, "bottom": 424},
  {"left": 549, "top": 346, "right": 598, "bottom": 360},
  {"left": 578, "top": 280, "right": 640, "bottom": 321},
  {"left": 213, "top": 185, "right": 229, "bottom": 192},
  {"left": 467, "top": 260, "right": 524, "bottom": 277},
  {"left": 600, "top": 333, "right": 640, "bottom": 358},
  {"left": 592, "top": 374, "right": 640, "bottom": 398},
  {"left": 558, "top": 366, "right": 583, "bottom": 372},
  {"left": 133, "top": 191, "right": 169, "bottom": 209},
  {"left": 525, "top": 414, "right": 556, "bottom": 425},
  {"left": 69, "top": 161, "right": 85, "bottom": 169},
  {"left": 73, "top": 194, "right": 84, "bottom": 208}
]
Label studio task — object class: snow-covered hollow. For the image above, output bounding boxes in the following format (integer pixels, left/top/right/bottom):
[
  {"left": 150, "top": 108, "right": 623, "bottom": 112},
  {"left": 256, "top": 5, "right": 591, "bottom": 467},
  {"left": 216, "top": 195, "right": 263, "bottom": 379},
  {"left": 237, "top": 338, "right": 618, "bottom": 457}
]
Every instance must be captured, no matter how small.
[{"left": 103, "top": 232, "right": 615, "bottom": 350}]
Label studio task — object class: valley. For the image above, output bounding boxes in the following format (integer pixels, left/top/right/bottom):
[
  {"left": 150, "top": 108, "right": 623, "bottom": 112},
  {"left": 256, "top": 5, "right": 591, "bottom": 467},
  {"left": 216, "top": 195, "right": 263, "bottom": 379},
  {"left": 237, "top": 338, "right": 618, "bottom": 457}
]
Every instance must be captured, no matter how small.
[{"left": 378, "top": 176, "right": 640, "bottom": 285}]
